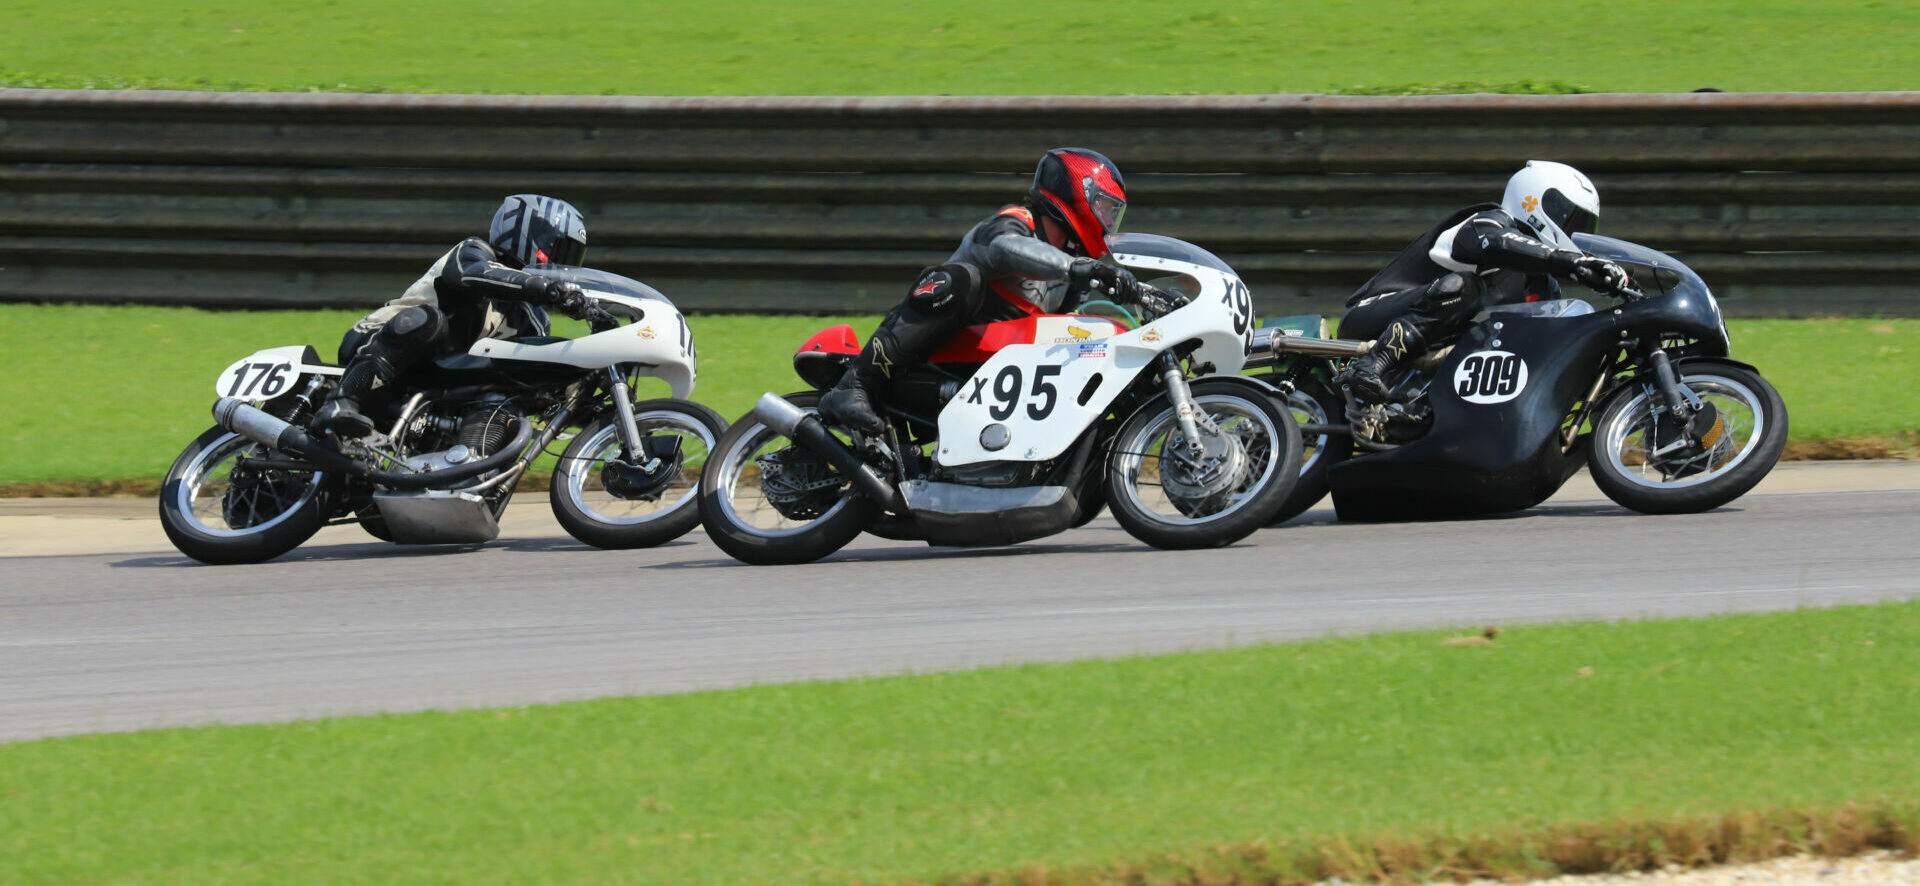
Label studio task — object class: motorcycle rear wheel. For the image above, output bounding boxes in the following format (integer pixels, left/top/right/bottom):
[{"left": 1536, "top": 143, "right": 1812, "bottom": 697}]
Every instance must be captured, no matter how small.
[
  {"left": 159, "top": 426, "right": 329, "bottom": 564},
  {"left": 1588, "top": 362, "right": 1788, "bottom": 514},
  {"left": 551, "top": 399, "right": 728, "bottom": 549},
  {"left": 697, "top": 392, "right": 877, "bottom": 565},
  {"left": 1105, "top": 379, "right": 1302, "bottom": 549}
]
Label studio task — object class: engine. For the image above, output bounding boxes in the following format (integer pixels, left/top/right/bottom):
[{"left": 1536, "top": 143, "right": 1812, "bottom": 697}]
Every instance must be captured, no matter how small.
[{"left": 396, "top": 396, "right": 524, "bottom": 469}]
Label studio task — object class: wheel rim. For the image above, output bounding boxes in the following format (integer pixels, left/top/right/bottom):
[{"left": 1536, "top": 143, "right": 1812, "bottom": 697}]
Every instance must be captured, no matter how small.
[
  {"left": 1287, "top": 389, "right": 1332, "bottom": 477},
  {"left": 1110, "top": 393, "right": 1284, "bottom": 526},
  {"left": 711, "top": 412, "right": 858, "bottom": 538},
  {"left": 558, "top": 409, "right": 717, "bottom": 525},
  {"left": 1597, "top": 373, "right": 1767, "bottom": 489},
  {"left": 173, "top": 432, "right": 324, "bottom": 537}
]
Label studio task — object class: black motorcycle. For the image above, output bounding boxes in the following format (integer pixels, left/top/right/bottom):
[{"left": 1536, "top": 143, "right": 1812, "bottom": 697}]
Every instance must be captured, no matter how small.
[{"left": 1246, "top": 233, "right": 1788, "bottom": 522}]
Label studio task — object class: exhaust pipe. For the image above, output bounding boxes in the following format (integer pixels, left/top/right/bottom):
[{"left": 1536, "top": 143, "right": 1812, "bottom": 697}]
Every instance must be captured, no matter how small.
[
  {"left": 1244, "top": 327, "right": 1372, "bottom": 368},
  {"left": 213, "top": 397, "right": 531, "bottom": 490},
  {"left": 752, "top": 393, "right": 908, "bottom": 515}
]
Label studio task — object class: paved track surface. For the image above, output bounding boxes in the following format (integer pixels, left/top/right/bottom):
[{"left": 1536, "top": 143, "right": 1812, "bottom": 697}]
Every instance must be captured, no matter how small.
[{"left": 3, "top": 462, "right": 1916, "bottom": 743}]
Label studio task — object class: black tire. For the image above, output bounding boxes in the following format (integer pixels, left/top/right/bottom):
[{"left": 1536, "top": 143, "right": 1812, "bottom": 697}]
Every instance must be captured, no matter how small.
[
  {"left": 1588, "top": 361, "right": 1789, "bottom": 514},
  {"left": 158, "top": 427, "right": 329, "bottom": 564},
  {"left": 550, "top": 399, "right": 729, "bottom": 549},
  {"left": 1264, "top": 378, "right": 1351, "bottom": 525},
  {"left": 1105, "top": 378, "right": 1303, "bottom": 549},
  {"left": 697, "top": 392, "right": 878, "bottom": 565}
]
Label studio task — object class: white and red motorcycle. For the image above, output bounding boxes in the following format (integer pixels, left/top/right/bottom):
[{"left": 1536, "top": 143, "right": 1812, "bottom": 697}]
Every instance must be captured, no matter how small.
[
  {"left": 698, "top": 233, "right": 1302, "bottom": 565},
  {"left": 159, "top": 266, "right": 724, "bottom": 564}
]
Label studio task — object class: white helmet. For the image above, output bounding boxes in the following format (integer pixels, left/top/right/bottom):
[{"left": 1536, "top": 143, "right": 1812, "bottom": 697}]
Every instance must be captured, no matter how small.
[{"left": 1501, "top": 160, "right": 1600, "bottom": 252}]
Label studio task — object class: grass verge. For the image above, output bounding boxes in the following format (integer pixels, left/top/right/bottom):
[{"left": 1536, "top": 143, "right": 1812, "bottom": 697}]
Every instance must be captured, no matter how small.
[
  {"left": 5, "top": 0, "right": 1916, "bottom": 95},
  {"left": 2, "top": 307, "right": 1912, "bottom": 494},
  {"left": 3, "top": 601, "right": 1918, "bottom": 884}
]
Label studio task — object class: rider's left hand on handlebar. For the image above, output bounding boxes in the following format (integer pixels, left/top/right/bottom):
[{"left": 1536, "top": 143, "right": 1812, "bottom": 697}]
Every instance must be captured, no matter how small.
[
  {"left": 579, "top": 305, "right": 618, "bottom": 330},
  {"left": 1068, "top": 259, "right": 1142, "bottom": 302},
  {"left": 1571, "top": 256, "right": 1632, "bottom": 294},
  {"left": 1134, "top": 284, "right": 1186, "bottom": 317}
]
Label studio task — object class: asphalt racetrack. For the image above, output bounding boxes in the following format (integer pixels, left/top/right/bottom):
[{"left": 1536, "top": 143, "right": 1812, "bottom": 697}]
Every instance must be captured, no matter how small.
[{"left": 3, "top": 461, "right": 1916, "bottom": 743}]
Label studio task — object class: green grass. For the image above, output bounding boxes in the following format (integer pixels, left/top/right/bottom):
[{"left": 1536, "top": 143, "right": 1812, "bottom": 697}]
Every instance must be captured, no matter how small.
[
  {"left": 0, "top": 304, "right": 877, "bottom": 486},
  {"left": 1, "top": 306, "right": 1914, "bottom": 487},
  {"left": 4, "top": 601, "right": 1918, "bottom": 885},
  {"left": 5, "top": 0, "right": 1916, "bottom": 95}
]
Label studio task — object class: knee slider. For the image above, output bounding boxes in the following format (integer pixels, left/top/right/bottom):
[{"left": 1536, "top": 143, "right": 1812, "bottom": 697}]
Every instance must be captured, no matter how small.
[{"left": 382, "top": 305, "right": 447, "bottom": 347}]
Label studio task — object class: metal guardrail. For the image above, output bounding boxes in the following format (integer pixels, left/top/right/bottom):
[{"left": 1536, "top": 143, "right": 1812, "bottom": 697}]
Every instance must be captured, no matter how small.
[{"left": 2, "top": 89, "right": 1917, "bottom": 317}]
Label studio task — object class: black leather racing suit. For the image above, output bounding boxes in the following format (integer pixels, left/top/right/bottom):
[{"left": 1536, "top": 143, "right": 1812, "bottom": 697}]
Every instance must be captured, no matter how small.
[
  {"left": 317, "top": 236, "right": 578, "bottom": 436},
  {"left": 858, "top": 203, "right": 1093, "bottom": 376},
  {"left": 338, "top": 236, "right": 567, "bottom": 364},
  {"left": 1338, "top": 204, "right": 1575, "bottom": 343}
]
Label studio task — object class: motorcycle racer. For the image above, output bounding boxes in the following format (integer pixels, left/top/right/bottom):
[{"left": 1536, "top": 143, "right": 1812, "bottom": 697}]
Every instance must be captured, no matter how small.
[
  {"left": 1334, "top": 161, "right": 1632, "bottom": 401},
  {"left": 312, "top": 194, "right": 612, "bottom": 438},
  {"left": 818, "top": 147, "right": 1156, "bottom": 436}
]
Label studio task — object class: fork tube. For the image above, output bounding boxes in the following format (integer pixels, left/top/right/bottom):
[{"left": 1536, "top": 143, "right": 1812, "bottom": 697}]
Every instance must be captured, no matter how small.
[
  {"left": 606, "top": 367, "right": 646, "bottom": 458},
  {"left": 1649, "top": 349, "right": 1692, "bottom": 417},
  {"left": 1158, "top": 354, "right": 1208, "bottom": 458}
]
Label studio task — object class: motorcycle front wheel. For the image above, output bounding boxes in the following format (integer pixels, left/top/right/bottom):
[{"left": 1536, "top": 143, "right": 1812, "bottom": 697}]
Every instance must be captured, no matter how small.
[
  {"left": 1588, "top": 361, "right": 1788, "bottom": 514},
  {"left": 550, "top": 399, "right": 728, "bottom": 549},
  {"left": 697, "top": 392, "right": 878, "bottom": 565},
  {"left": 1105, "top": 379, "right": 1303, "bottom": 549},
  {"left": 1263, "top": 377, "right": 1350, "bottom": 526},
  {"left": 158, "top": 427, "right": 329, "bottom": 564}
]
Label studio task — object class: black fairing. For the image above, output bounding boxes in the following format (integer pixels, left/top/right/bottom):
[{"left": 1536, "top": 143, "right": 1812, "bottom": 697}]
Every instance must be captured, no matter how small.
[
  {"left": 1328, "top": 235, "right": 1731, "bottom": 520},
  {"left": 1328, "top": 313, "right": 1613, "bottom": 519}
]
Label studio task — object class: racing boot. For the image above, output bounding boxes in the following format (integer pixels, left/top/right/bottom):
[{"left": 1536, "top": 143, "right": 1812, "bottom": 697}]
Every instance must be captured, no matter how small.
[
  {"left": 311, "top": 351, "right": 399, "bottom": 439},
  {"left": 818, "top": 325, "right": 905, "bottom": 438},
  {"left": 1336, "top": 316, "right": 1425, "bottom": 402},
  {"left": 312, "top": 304, "right": 443, "bottom": 439},
  {"left": 819, "top": 264, "right": 979, "bottom": 437}
]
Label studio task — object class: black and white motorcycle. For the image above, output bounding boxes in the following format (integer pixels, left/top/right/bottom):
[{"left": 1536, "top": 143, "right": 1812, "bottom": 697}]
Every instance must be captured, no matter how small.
[
  {"left": 698, "top": 233, "right": 1302, "bottom": 565},
  {"left": 159, "top": 267, "right": 725, "bottom": 564}
]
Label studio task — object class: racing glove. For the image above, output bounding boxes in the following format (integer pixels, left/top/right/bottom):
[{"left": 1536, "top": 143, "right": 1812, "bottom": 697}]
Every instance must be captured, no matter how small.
[
  {"left": 1068, "top": 258, "right": 1143, "bottom": 304},
  {"left": 543, "top": 279, "right": 618, "bottom": 327},
  {"left": 1569, "top": 256, "right": 1631, "bottom": 294}
]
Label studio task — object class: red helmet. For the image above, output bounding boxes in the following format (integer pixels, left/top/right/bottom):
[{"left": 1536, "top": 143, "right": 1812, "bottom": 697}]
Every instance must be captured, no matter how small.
[{"left": 1030, "top": 147, "right": 1127, "bottom": 259}]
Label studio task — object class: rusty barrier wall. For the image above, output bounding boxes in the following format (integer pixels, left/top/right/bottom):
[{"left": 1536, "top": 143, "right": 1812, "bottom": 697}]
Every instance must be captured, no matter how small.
[{"left": 2, "top": 89, "right": 1917, "bottom": 317}]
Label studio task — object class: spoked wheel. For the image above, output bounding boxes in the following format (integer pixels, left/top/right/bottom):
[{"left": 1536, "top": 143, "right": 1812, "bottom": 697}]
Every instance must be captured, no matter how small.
[
  {"left": 1105, "top": 379, "right": 1303, "bottom": 549},
  {"left": 697, "top": 392, "right": 877, "bottom": 565},
  {"left": 550, "top": 399, "right": 729, "bottom": 549},
  {"left": 1588, "top": 361, "right": 1788, "bottom": 514},
  {"left": 1265, "top": 378, "right": 1350, "bottom": 526},
  {"left": 158, "top": 427, "right": 329, "bottom": 564}
]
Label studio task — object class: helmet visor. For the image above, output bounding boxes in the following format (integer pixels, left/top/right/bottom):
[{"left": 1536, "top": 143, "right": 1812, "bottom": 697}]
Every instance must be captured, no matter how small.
[
  {"left": 535, "top": 237, "right": 586, "bottom": 267},
  {"left": 1082, "top": 177, "right": 1127, "bottom": 235},
  {"left": 1542, "top": 190, "right": 1597, "bottom": 236}
]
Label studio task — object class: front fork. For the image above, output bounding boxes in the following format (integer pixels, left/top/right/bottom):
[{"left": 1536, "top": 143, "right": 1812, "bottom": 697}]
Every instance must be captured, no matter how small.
[
  {"left": 606, "top": 367, "right": 656, "bottom": 468},
  {"left": 1158, "top": 352, "right": 1222, "bottom": 460},
  {"left": 1643, "top": 347, "right": 1712, "bottom": 457}
]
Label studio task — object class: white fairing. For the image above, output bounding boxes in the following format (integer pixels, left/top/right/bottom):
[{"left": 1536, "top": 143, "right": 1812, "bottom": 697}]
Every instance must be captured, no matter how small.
[
  {"left": 466, "top": 292, "right": 699, "bottom": 398},
  {"left": 213, "top": 345, "right": 341, "bottom": 400},
  {"left": 935, "top": 236, "right": 1255, "bottom": 467}
]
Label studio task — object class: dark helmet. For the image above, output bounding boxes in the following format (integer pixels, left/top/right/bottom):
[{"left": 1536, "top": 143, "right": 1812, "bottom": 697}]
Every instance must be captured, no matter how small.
[
  {"left": 488, "top": 194, "right": 587, "bottom": 267},
  {"left": 1030, "top": 148, "right": 1127, "bottom": 259}
]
